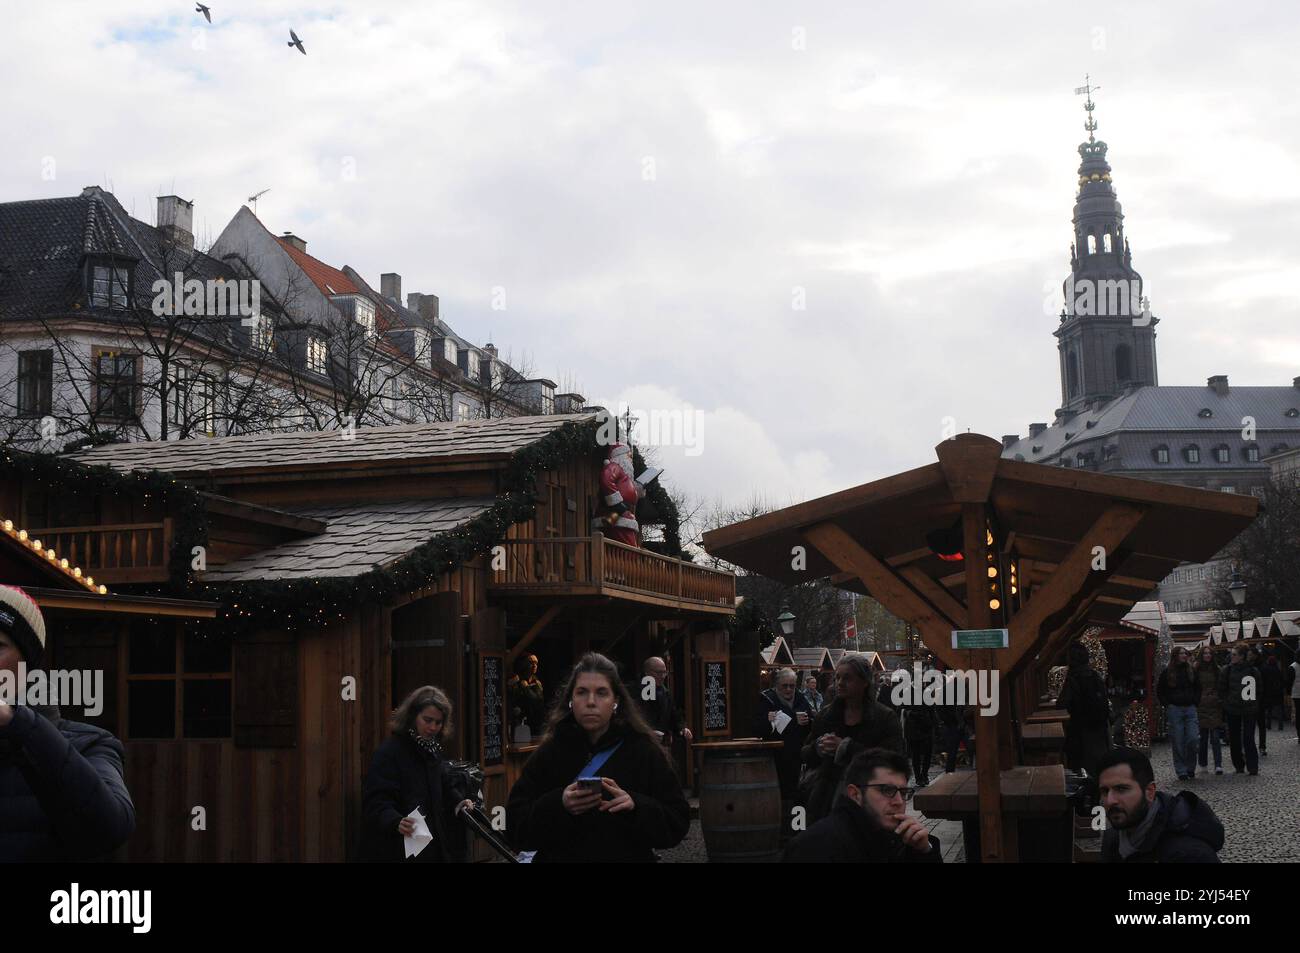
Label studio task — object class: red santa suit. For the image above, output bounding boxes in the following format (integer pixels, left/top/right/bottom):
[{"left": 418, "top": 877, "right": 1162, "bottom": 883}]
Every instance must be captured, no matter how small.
[{"left": 600, "top": 443, "right": 644, "bottom": 547}]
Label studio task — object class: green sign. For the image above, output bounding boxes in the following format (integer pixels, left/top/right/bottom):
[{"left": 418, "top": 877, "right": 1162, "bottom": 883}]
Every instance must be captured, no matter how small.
[{"left": 952, "top": 628, "right": 1009, "bottom": 649}]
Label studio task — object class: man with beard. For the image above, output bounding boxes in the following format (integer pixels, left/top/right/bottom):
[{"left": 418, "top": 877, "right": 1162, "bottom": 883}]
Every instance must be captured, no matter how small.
[
  {"left": 782, "top": 748, "right": 941, "bottom": 863},
  {"left": 1098, "top": 748, "right": 1223, "bottom": 863}
]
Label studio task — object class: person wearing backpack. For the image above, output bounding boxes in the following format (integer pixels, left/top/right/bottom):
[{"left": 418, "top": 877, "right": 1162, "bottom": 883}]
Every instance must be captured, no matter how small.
[{"left": 1058, "top": 641, "right": 1111, "bottom": 780}]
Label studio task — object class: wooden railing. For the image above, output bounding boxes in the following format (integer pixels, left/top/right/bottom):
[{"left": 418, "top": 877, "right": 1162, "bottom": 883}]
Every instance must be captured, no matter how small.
[
  {"left": 490, "top": 534, "right": 735, "bottom": 610},
  {"left": 27, "top": 519, "right": 173, "bottom": 584}
]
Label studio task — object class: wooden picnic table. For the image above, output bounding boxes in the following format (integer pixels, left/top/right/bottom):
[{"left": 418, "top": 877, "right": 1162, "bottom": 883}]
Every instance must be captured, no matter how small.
[
  {"left": 913, "top": 764, "right": 1070, "bottom": 862},
  {"left": 1020, "top": 722, "right": 1065, "bottom": 765}
]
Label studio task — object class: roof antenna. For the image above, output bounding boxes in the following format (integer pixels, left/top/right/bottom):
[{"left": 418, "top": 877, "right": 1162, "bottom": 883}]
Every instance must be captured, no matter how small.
[{"left": 248, "top": 188, "right": 270, "bottom": 216}]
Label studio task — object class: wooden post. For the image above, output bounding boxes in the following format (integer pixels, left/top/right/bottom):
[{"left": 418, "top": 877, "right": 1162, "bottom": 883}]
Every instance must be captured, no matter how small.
[{"left": 962, "top": 503, "right": 1007, "bottom": 862}]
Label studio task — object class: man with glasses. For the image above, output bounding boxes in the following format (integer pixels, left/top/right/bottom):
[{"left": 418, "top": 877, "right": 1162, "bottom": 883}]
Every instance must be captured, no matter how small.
[{"left": 782, "top": 748, "right": 941, "bottom": 863}]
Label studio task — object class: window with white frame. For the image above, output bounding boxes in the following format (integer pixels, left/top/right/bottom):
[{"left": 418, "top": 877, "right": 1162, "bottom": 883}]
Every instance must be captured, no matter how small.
[
  {"left": 249, "top": 313, "right": 274, "bottom": 353},
  {"left": 444, "top": 339, "right": 458, "bottom": 364},
  {"left": 169, "top": 365, "right": 217, "bottom": 435},
  {"left": 353, "top": 297, "right": 376, "bottom": 337},
  {"left": 307, "top": 337, "right": 328, "bottom": 375},
  {"left": 90, "top": 264, "right": 130, "bottom": 310},
  {"left": 541, "top": 385, "right": 555, "bottom": 415}
]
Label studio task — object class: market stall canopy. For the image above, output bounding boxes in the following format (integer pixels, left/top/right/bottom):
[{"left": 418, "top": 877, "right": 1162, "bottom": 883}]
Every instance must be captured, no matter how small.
[{"left": 704, "top": 434, "right": 1258, "bottom": 671}]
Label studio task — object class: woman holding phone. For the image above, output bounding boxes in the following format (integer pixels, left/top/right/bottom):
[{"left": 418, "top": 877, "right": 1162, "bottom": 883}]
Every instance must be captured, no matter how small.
[
  {"left": 507, "top": 652, "right": 689, "bottom": 862},
  {"left": 360, "top": 685, "right": 475, "bottom": 862}
]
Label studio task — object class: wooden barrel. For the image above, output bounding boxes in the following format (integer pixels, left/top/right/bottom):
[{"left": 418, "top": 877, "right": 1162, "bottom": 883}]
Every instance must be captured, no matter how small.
[{"left": 697, "top": 743, "right": 782, "bottom": 862}]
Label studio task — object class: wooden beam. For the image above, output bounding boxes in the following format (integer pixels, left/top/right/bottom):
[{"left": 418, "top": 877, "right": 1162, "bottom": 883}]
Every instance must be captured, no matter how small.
[
  {"left": 1006, "top": 504, "right": 1147, "bottom": 671},
  {"left": 900, "top": 565, "right": 969, "bottom": 629},
  {"left": 936, "top": 434, "right": 1003, "bottom": 503},
  {"left": 800, "top": 522, "right": 966, "bottom": 671},
  {"left": 505, "top": 604, "right": 562, "bottom": 667}
]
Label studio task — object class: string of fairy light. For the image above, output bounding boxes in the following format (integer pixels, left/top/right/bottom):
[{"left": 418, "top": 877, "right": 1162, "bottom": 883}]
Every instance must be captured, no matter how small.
[{"left": 0, "top": 518, "right": 106, "bottom": 593}]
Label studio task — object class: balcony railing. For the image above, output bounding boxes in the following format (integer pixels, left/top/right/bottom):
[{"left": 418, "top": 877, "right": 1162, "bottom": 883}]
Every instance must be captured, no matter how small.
[
  {"left": 27, "top": 519, "right": 173, "bottom": 584},
  {"left": 490, "top": 534, "right": 735, "bottom": 612}
]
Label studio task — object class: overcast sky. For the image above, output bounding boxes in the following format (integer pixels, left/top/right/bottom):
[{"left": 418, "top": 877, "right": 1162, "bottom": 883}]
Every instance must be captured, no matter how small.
[{"left": 5, "top": 1, "right": 1300, "bottom": 522}]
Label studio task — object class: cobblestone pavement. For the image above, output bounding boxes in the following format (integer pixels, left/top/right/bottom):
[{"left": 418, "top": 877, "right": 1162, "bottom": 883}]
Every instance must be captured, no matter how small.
[{"left": 659, "top": 732, "right": 1298, "bottom": 863}]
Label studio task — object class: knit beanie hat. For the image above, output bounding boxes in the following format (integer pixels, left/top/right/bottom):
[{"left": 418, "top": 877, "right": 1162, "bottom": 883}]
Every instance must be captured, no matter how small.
[{"left": 0, "top": 585, "right": 46, "bottom": 667}]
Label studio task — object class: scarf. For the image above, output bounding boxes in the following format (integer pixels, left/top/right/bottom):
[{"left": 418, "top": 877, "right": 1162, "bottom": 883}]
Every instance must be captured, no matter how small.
[
  {"left": 408, "top": 729, "right": 443, "bottom": 758},
  {"left": 1117, "top": 795, "right": 1161, "bottom": 859}
]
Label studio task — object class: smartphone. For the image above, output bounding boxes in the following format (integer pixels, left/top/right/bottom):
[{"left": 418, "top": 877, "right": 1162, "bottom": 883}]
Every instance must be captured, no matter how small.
[{"left": 576, "top": 776, "right": 603, "bottom": 791}]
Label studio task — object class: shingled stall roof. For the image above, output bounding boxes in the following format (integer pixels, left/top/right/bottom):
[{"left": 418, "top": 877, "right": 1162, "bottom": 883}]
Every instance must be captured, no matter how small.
[
  {"left": 201, "top": 498, "right": 495, "bottom": 581},
  {"left": 73, "top": 413, "right": 598, "bottom": 481}
]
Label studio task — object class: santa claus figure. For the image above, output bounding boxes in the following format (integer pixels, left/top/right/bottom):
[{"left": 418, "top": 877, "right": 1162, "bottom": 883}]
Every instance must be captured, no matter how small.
[{"left": 600, "top": 442, "right": 645, "bottom": 547}]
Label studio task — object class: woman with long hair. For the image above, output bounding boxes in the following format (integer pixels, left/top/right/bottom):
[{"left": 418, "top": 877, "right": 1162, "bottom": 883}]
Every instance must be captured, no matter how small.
[
  {"left": 506, "top": 652, "right": 689, "bottom": 862},
  {"left": 800, "top": 653, "right": 904, "bottom": 824},
  {"left": 1194, "top": 646, "right": 1224, "bottom": 775},
  {"left": 1058, "top": 641, "right": 1111, "bottom": 780},
  {"left": 359, "top": 685, "right": 474, "bottom": 862}
]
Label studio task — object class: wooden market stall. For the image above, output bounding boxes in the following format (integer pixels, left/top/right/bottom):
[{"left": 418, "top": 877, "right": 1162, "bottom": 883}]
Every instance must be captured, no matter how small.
[
  {"left": 3, "top": 415, "right": 734, "bottom": 862},
  {"left": 702, "top": 433, "right": 1257, "bottom": 862}
]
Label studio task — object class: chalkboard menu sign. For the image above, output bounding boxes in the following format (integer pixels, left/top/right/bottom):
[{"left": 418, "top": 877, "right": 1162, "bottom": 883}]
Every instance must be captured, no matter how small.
[
  {"left": 480, "top": 652, "right": 505, "bottom": 767},
  {"left": 701, "top": 659, "right": 729, "bottom": 736}
]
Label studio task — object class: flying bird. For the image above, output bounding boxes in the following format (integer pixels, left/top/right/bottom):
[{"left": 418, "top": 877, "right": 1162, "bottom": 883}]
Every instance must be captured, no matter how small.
[
  {"left": 288, "top": 29, "right": 306, "bottom": 55},
  {"left": 195, "top": 3, "right": 211, "bottom": 23}
]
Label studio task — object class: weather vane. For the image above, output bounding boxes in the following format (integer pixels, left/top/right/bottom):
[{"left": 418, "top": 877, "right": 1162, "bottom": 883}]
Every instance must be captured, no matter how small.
[{"left": 1074, "top": 74, "right": 1100, "bottom": 142}]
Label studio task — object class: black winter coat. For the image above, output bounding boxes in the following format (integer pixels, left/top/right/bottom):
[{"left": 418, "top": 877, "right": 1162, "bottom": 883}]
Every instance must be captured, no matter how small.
[
  {"left": 1260, "top": 665, "right": 1284, "bottom": 705},
  {"left": 1156, "top": 663, "right": 1201, "bottom": 708},
  {"left": 800, "top": 699, "right": 905, "bottom": 824},
  {"left": 359, "top": 733, "right": 469, "bottom": 863},
  {"left": 1100, "top": 791, "right": 1223, "bottom": 863},
  {"left": 0, "top": 705, "right": 135, "bottom": 862},
  {"left": 1218, "top": 663, "right": 1261, "bottom": 716},
  {"left": 783, "top": 795, "right": 942, "bottom": 864},
  {"left": 506, "top": 717, "right": 689, "bottom": 862},
  {"left": 753, "top": 688, "right": 813, "bottom": 798}
]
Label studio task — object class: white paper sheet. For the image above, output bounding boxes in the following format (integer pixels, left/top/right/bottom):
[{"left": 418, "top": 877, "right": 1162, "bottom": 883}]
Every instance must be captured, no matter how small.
[
  {"left": 772, "top": 710, "right": 792, "bottom": 735},
  {"left": 403, "top": 808, "right": 433, "bottom": 859}
]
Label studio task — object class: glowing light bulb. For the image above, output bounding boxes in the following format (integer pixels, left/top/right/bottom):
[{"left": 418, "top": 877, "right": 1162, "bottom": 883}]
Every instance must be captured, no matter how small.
[
  {"left": 989, "top": 599, "right": 1001, "bottom": 611},
  {"left": 60, "top": 558, "right": 69, "bottom": 569},
  {"left": 86, "top": 577, "right": 94, "bottom": 587},
  {"left": 2, "top": 520, "right": 11, "bottom": 532},
  {"left": 98, "top": 585, "right": 107, "bottom": 594},
  {"left": 73, "top": 568, "right": 82, "bottom": 578},
  {"left": 18, "top": 530, "right": 27, "bottom": 541},
  {"left": 987, "top": 566, "right": 998, "bottom": 578},
  {"left": 32, "top": 540, "right": 42, "bottom": 551}
]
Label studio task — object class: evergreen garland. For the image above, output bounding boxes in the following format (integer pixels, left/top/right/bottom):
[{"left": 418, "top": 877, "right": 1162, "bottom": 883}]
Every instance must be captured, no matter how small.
[{"left": 6, "top": 417, "right": 689, "bottom": 633}]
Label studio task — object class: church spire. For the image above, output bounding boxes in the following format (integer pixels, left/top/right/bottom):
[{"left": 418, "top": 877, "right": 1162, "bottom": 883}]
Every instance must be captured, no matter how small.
[{"left": 1053, "top": 78, "right": 1159, "bottom": 417}]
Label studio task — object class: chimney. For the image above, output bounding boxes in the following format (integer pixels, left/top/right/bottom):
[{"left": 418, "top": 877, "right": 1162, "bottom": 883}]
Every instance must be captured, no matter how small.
[
  {"left": 281, "top": 232, "right": 307, "bottom": 253},
  {"left": 380, "top": 273, "right": 402, "bottom": 304},
  {"left": 1208, "top": 374, "right": 1229, "bottom": 397},
  {"left": 1293, "top": 376, "right": 1300, "bottom": 390},
  {"left": 1029, "top": 423, "right": 1048, "bottom": 439},
  {"left": 157, "top": 195, "right": 195, "bottom": 251},
  {"left": 1001, "top": 435, "right": 1020, "bottom": 450},
  {"left": 484, "top": 343, "right": 498, "bottom": 359},
  {"left": 407, "top": 292, "right": 439, "bottom": 322}
]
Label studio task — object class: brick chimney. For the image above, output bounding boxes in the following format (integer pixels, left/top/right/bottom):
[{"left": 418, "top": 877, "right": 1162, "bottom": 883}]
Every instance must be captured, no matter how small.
[
  {"left": 380, "top": 273, "right": 401, "bottom": 304},
  {"left": 1208, "top": 374, "right": 1229, "bottom": 397},
  {"left": 157, "top": 195, "right": 194, "bottom": 251},
  {"left": 407, "top": 292, "right": 439, "bottom": 322},
  {"left": 1029, "top": 423, "right": 1048, "bottom": 439},
  {"left": 281, "top": 232, "right": 307, "bottom": 253}
]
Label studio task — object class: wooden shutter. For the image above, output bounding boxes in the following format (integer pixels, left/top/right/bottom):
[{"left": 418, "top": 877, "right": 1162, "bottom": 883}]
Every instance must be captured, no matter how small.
[{"left": 233, "top": 631, "right": 298, "bottom": 748}]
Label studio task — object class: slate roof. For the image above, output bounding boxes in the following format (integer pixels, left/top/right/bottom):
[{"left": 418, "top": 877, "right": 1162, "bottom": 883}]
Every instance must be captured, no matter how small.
[
  {"left": 200, "top": 497, "right": 495, "bottom": 581},
  {"left": 73, "top": 413, "right": 596, "bottom": 477},
  {"left": 1003, "top": 384, "right": 1300, "bottom": 467},
  {"left": 0, "top": 188, "right": 239, "bottom": 322}
]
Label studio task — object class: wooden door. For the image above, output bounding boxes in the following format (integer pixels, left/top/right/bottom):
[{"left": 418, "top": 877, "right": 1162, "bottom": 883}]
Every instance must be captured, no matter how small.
[{"left": 390, "top": 591, "right": 465, "bottom": 755}]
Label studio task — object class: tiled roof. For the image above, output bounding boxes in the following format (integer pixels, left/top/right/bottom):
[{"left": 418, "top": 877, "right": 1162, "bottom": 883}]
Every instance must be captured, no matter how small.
[
  {"left": 275, "top": 237, "right": 360, "bottom": 297},
  {"left": 73, "top": 413, "right": 595, "bottom": 477},
  {"left": 0, "top": 188, "right": 237, "bottom": 321},
  {"left": 201, "top": 497, "right": 495, "bottom": 580}
]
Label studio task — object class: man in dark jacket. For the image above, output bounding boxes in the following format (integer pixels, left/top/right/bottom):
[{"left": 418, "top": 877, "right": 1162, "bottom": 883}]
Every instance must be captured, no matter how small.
[
  {"left": 1098, "top": 747, "right": 1223, "bottom": 863},
  {"left": 638, "top": 657, "right": 692, "bottom": 750},
  {"left": 0, "top": 585, "right": 135, "bottom": 861},
  {"left": 1156, "top": 647, "right": 1201, "bottom": 780},
  {"left": 1219, "top": 645, "right": 1260, "bottom": 775},
  {"left": 783, "top": 748, "right": 941, "bottom": 863}
]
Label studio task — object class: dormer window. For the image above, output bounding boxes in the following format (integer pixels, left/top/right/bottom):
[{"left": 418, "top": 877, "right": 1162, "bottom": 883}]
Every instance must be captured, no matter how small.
[
  {"left": 353, "top": 297, "right": 375, "bottom": 336},
  {"left": 540, "top": 385, "right": 555, "bottom": 415},
  {"left": 1184, "top": 445, "right": 1200, "bottom": 464},
  {"left": 249, "top": 313, "right": 274, "bottom": 352},
  {"left": 1214, "top": 445, "right": 1230, "bottom": 463},
  {"left": 1197, "top": 408, "right": 1213, "bottom": 419},
  {"left": 90, "top": 263, "right": 130, "bottom": 310},
  {"left": 443, "top": 339, "right": 458, "bottom": 364},
  {"left": 1245, "top": 447, "right": 1260, "bottom": 462},
  {"left": 1286, "top": 408, "right": 1300, "bottom": 418},
  {"left": 1154, "top": 446, "right": 1170, "bottom": 464},
  {"left": 306, "top": 337, "right": 328, "bottom": 375}
]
